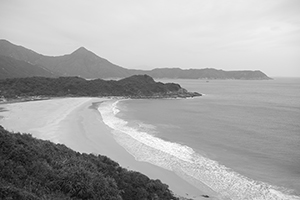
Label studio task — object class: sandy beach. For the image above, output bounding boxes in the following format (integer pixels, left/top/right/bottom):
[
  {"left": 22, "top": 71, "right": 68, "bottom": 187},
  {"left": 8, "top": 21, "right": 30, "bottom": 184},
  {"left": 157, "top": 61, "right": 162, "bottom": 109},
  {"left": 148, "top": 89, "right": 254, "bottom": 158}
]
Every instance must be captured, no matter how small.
[{"left": 0, "top": 97, "right": 214, "bottom": 200}]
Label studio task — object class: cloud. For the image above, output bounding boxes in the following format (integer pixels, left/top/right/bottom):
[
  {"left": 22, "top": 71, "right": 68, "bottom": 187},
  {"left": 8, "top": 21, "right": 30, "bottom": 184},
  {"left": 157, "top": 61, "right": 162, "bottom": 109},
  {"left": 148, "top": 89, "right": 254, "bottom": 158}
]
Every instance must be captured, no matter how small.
[{"left": 0, "top": 0, "right": 299, "bottom": 76}]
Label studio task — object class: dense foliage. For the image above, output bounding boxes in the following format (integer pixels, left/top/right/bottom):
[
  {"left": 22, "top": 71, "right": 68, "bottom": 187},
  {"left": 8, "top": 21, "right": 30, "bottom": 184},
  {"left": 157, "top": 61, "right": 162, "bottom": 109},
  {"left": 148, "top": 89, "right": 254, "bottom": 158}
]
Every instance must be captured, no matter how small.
[
  {"left": 0, "top": 75, "right": 200, "bottom": 99},
  {"left": 0, "top": 125, "right": 178, "bottom": 200}
]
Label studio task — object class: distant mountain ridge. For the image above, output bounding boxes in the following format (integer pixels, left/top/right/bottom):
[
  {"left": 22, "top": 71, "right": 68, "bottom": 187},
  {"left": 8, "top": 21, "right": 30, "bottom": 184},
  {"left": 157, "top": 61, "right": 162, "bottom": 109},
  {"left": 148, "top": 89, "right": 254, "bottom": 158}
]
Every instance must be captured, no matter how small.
[
  {"left": 0, "top": 40, "right": 131, "bottom": 79},
  {"left": 131, "top": 68, "right": 270, "bottom": 80},
  {"left": 0, "top": 39, "right": 271, "bottom": 80}
]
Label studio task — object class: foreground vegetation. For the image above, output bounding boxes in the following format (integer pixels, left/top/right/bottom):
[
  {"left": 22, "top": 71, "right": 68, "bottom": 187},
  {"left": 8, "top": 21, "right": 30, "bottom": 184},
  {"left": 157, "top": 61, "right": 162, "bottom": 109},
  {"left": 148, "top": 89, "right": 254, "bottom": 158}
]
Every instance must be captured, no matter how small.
[{"left": 0, "top": 125, "right": 178, "bottom": 200}]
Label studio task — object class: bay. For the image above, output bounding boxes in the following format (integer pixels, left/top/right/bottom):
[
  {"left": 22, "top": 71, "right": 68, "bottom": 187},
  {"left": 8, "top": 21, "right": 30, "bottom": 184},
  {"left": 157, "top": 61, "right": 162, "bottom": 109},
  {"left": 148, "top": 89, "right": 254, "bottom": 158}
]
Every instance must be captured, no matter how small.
[{"left": 99, "top": 78, "right": 300, "bottom": 199}]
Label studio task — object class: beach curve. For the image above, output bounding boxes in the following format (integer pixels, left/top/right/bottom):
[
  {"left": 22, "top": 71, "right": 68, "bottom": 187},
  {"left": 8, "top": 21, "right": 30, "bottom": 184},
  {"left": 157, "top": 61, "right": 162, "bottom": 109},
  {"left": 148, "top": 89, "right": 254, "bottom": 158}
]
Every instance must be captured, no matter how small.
[{"left": 0, "top": 97, "right": 212, "bottom": 200}]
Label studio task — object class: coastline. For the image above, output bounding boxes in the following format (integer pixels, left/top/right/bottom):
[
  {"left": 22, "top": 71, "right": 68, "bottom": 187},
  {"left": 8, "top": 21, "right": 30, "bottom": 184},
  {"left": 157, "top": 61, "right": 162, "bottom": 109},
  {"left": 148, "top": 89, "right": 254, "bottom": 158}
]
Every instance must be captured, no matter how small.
[{"left": 0, "top": 97, "right": 214, "bottom": 200}]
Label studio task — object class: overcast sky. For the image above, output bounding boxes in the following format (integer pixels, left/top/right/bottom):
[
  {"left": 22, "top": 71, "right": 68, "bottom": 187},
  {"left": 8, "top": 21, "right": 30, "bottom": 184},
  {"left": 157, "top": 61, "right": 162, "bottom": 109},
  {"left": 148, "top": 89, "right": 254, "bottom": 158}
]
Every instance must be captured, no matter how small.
[{"left": 0, "top": 0, "right": 299, "bottom": 77}]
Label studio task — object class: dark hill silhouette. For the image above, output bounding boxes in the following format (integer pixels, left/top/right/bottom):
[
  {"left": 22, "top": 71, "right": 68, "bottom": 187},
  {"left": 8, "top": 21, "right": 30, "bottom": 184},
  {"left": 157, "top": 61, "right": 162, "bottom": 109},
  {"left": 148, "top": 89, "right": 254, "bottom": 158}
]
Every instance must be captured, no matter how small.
[
  {"left": 0, "top": 75, "right": 201, "bottom": 99},
  {"left": 0, "top": 39, "right": 271, "bottom": 80}
]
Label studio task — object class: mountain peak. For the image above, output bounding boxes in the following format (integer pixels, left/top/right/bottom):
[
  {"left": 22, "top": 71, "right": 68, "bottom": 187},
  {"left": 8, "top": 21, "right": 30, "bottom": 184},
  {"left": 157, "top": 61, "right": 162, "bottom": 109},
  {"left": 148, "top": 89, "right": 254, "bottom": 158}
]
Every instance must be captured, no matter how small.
[
  {"left": 77, "top": 46, "right": 88, "bottom": 51},
  {"left": 72, "top": 46, "right": 89, "bottom": 54},
  {"left": 70, "top": 46, "right": 101, "bottom": 61}
]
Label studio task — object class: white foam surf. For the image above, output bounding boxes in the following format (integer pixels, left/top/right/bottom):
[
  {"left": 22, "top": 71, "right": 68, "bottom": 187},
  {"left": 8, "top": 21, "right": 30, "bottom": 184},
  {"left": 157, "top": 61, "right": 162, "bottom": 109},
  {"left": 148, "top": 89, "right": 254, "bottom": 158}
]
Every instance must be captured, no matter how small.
[{"left": 97, "top": 100, "right": 300, "bottom": 200}]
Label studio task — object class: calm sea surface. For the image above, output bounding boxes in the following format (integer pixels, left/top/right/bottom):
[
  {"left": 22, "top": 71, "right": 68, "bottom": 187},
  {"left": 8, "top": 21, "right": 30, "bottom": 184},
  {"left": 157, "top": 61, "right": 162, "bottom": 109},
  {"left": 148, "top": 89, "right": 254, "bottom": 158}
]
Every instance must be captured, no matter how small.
[{"left": 98, "top": 78, "right": 300, "bottom": 200}]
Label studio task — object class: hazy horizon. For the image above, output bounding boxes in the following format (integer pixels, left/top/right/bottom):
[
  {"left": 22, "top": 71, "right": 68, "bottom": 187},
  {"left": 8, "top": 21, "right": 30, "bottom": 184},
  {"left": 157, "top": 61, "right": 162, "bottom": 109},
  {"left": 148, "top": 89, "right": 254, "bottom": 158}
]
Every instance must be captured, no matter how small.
[{"left": 0, "top": 0, "right": 299, "bottom": 77}]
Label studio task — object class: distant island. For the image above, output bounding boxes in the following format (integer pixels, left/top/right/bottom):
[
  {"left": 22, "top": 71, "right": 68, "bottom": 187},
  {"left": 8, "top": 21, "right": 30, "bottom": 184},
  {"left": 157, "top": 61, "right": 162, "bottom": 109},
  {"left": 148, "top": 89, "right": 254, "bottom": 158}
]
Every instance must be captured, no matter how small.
[
  {"left": 0, "top": 75, "right": 201, "bottom": 101},
  {"left": 0, "top": 39, "right": 271, "bottom": 80}
]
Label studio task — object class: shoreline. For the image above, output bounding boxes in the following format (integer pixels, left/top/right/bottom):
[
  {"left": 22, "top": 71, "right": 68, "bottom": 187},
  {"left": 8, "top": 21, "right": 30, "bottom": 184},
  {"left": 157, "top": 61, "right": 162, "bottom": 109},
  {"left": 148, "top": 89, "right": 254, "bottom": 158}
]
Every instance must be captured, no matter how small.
[{"left": 0, "top": 97, "right": 214, "bottom": 200}]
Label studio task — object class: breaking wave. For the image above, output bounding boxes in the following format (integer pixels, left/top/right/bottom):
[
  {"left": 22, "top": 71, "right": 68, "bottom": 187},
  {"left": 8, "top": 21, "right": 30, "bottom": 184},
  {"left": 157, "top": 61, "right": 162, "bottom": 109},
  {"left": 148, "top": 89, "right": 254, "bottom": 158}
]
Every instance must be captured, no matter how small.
[{"left": 97, "top": 100, "right": 300, "bottom": 200}]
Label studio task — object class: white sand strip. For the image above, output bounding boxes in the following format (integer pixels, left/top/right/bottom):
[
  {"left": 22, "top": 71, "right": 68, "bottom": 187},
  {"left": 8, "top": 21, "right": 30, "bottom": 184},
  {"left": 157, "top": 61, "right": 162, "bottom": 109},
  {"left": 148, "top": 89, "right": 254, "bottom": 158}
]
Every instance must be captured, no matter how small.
[
  {"left": 0, "top": 98, "right": 215, "bottom": 200},
  {"left": 0, "top": 98, "right": 92, "bottom": 143}
]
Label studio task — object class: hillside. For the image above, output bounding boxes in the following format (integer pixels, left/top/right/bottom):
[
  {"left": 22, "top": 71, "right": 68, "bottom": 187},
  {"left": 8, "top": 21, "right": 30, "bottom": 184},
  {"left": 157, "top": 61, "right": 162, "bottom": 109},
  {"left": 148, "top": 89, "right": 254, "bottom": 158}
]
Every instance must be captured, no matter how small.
[
  {"left": 0, "top": 39, "right": 271, "bottom": 80},
  {"left": 35, "top": 47, "right": 131, "bottom": 78},
  {"left": 0, "top": 55, "right": 57, "bottom": 79},
  {"left": 0, "top": 125, "right": 178, "bottom": 200},
  {"left": 0, "top": 40, "right": 130, "bottom": 79},
  {"left": 0, "top": 75, "right": 201, "bottom": 99},
  {"left": 0, "top": 40, "right": 41, "bottom": 64}
]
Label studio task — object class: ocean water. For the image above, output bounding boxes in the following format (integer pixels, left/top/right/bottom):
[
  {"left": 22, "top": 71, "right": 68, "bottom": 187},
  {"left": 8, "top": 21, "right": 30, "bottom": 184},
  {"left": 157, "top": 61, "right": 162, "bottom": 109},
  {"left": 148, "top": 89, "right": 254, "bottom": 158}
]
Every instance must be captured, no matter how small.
[{"left": 97, "top": 78, "right": 300, "bottom": 200}]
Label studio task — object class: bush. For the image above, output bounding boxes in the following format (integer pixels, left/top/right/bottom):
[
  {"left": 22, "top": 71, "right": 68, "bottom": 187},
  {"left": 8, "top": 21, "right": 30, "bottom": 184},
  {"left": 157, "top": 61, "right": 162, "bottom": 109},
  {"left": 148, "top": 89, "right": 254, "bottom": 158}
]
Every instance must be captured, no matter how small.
[{"left": 0, "top": 126, "right": 178, "bottom": 200}]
